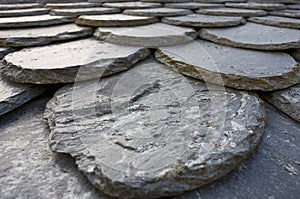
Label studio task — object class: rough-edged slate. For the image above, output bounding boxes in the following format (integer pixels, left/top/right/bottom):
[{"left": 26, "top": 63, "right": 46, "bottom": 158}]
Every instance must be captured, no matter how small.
[
  {"left": 155, "top": 40, "right": 300, "bottom": 91},
  {"left": 287, "top": 4, "right": 300, "bottom": 10},
  {"left": 94, "top": 23, "right": 197, "bottom": 47},
  {"left": 103, "top": 2, "right": 162, "bottom": 9},
  {"left": 0, "top": 94, "right": 111, "bottom": 199},
  {"left": 45, "top": 2, "right": 102, "bottom": 9},
  {"left": 270, "top": 9, "right": 300, "bottom": 19},
  {"left": 76, "top": 14, "right": 159, "bottom": 27},
  {"left": 225, "top": 2, "right": 286, "bottom": 11},
  {"left": 196, "top": 7, "right": 267, "bottom": 17},
  {"left": 0, "top": 3, "right": 43, "bottom": 10},
  {"left": 248, "top": 15, "right": 300, "bottom": 29},
  {"left": 140, "top": 0, "right": 191, "bottom": 2},
  {"left": 0, "top": 15, "right": 75, "bottom": 28},
  {"left": 89, "top": 0, "right": 138, "bottom": 2},
  {"left": 164, "top": 2, "right": 224, "bottom": 9},
  {"left": 199, "top": 22, "right": 300, "bottom": 50},
  {"left": 1, "top": 38, "right": 150, "bottom": 84},
  {"left": 0, "top": 23, "right": 93, "bottom": 47},
  {"left": 0, "top": 8, "right": 49, "bottom": 17},
  {"left": 45, "top": 58, "right": 266, "bottom": 199},
  {"left": 194, "top": 0, "right": 246, "bottom": 3},
  {"left": 0, "top": 0, "right": 36, "bottom": 4},
  {"left": 123, "top": 8, "right": 192, "bottom": 17},
  {"left": 263, "top": 84, "right": 300, "bottom": 123},
  {"left": 162, "top": 14, "right": 245, "bottom": 27},
  {"left": 50, "top": 7, "right": 120, "bottom": 16}
]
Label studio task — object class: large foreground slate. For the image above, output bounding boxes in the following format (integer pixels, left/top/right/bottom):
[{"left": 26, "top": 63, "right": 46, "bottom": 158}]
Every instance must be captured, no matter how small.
[
  {"left": 1, "top": 38, "right": 150, "bottom": 84},
  {"left": 155, "top": 40, "right": 300, "bottom": 91},
  {"left": 45, "top": 58, "right": 266, "bottom": 199}
]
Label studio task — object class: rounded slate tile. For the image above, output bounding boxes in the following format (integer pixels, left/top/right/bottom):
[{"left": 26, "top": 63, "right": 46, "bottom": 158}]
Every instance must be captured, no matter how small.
[
  {"left": 155, "top": 40, "right": 300, "bottom": 91},
  {"left": 0, "top": 8, "right": 49, "bottom": 17},
  {"left": 199, "top": 22, "right": 300, "bottom": 50},
  {"left": 123, "top": 8, "right": 192, "bottom": 17},
  {"left": 103, "top": 2, "right": 162, "bottom": 9},
  {"left": 287, "top": 4, "right": 300, "bottom": 10},
  {"left": 50, "top": 7, "right": 120, "bottom": 16},
  {"left": 248, "top": 15, "right": 300, "bottom": 29},
  {"left": 225, "top": 2, "right": 286, "bottom": 11},
  {"left": 45, "top": 2, "right": 103, "bottom": 9},
  {"left": 164, "top": 2, "right": 224, "bottom": 9},
  {"left": 76, "top": 14, "right": 159, "bottom": 27},
  {"left": 194, "top": 0, "right": 246, "bottom": 3},
  {"left": 0, "top": 3, "right": 43, "bottom": 10},
  {"left": 0, "top": 23, "right": 93, "bottom": 48},
  {"left": 196, "top": 7, "right": 267, "bottom": 17},
  {"left": 263, "top": 84, "right": 300, "bottom": 122},
  {"left": 270, "top": 9, "right": 300, "bottom": 19},
  {"left": 94, "top": 23, "right": 197, "bottom": 47},
  {"left": 162, "top": 14, "right": 245, "bottom": 27},
  {"left": 0, "top": 15, "right": 75, "bottom": 28},
  {"left": 45, "top": 58, "right": 266, "bottom": 199},
  {"left": 1, "top": 38, "right": 151, "bottom": 84}
]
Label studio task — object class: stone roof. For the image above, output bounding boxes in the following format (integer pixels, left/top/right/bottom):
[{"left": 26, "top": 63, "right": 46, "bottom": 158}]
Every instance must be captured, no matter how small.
[{"left": 0, "top": 0, "right": 299, "bottom": 198}]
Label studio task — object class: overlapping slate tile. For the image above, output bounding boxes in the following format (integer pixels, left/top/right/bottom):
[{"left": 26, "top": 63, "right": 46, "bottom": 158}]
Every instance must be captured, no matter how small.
[
  {"left": 164, "top": 2, "right": 224, "bottom": 9},
  {"left": 123, "top": 8, "right": 192, "bottom": 17},
  {"left": 1, "top": 38, "right": 150, "bottom": 84},
  {"left": 263, "top": 84, "right": 300, "bottom": 122},
  {"left": 199, "top": 22, "right": 300, "bottom": 50},
  {"left": 141, "top": 0, "right": 191, "bottom": 2},
  {"left": 103, "top": 2, "right": 162, "bottom": 9},
  {"left": 248, "top": 15, "right": 300, "bottom": 29},
  {"left": 89, "top": 0, "right": 138, "bottom": 2},
  {"left": 270, "top": 9, "right": 300, "bottom": 19},
  {"left": 0, "top": 0, "right": 36, "bottom": 3},
  {"left": 45, "top": 2, "right": 102, "bottom": 9},
  {"left": 94, "top": 23, "right": 197, "bottom": 47},
  {"left": 162, "top": 14, "right": 245, "bottom": 27},
  {"left": 0, "top": 14, "right": 75, "bottom": 28},
  {"left": 225, "top": 2, "right": 286, "bottom": 10},
  {"left": 0, "top": 23, "right": 93, "bottom": 47},
  {"left": 76, "top": 14, "right": 158, "bottom": 27},
  {"left": 196, "top": 7, "right": 267, "bottom": 17},
  {"left": 0, "top": 3, "right": 43, "bottom": 10},
  {"left": 287, "top": 4, "right": 300, "bottom": 10},
  {"left": 50, "top": 7, "right": 120, "bottom": 16},
  {"left": 155, "top": 40, "right": 300, "bottom": 91},
  {"left": 45, "top": 58, "right": 266, "bottom": 199},
  {"left": 0, "top": 8, "right": 49, "bottom": 17},
  {"left": 194, "top": 0, "right": 246, "bottom": 3}
]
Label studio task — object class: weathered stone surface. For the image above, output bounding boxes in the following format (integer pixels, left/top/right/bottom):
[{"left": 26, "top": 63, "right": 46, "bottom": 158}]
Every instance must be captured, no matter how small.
[
  {"left": 123, "top": 8, "right": 192, "bottom": 17},
  {"left": 0, "top": 0, "right": 36, "bottom": 4},
  {"left": 141, "top": 0, "right": 191, "bottom": 2},
  {"left": 0, "top": 23, "right": 93, "bottom": 47},
  {"left": 225, "top": 2, "right": 286, "bottom": 10},
  {"left": 263, "top": 84, "right": 300, "bottom": 122},
  {"left": 1, "top": 38, "right": 150, "bottom": 84},
  {"left": 0, "top": 93, "right": 111, "bottom": 199},
  {"left": 103, "top": 2, "right": 162, "bottom": 9},
  {"left": 0, "top": 8, "right": 49, "bottom": 17},
  {"left": 50, "top": 7, "right": 120, "bottom": 16},
  {"left": 155, "top": 40, "right": 300, "bottom": 91},
  {"left": 194, "top": 0, "right": 246, "bottom": 3},
  {"left": 76, "top": 14, "right": 159, "bottom": 27},
  {"left": 94, "top": 23, "right": 197, "bottom": 47},
  {"left": 199, "top": 22, "right": 300, "bottom": 50},
  {"left": 45, "top": 58, "right": 266, "bottom": 199},
  {"left": 165, "top": 2, "right": 224, "bottom": 9},
  {"left": 90, "top": 0, "right": 138, "bottom": 2},
  {"left": 196, "top": 7, "right": 267, "bottom": 17},
  {"left": 270, "top": 9, "right": 300, "bottom": 19},
  {"left": 45, "top": 2, "right": 102, "bottom": 9},
  {"left": 0, "top": 3, "right": 43, "bottom": 10},
  {"left": 248, "top": 15, "right": 300, "bottom": 29},
  {"left": 287, "top": 4, "right": 300, "bottom": 10},
  {"left": 0, "top": 14, "right": 75, "bottom": 28},
  {"left": 162, "top": 14, "right": 245, "bottom": 27}
]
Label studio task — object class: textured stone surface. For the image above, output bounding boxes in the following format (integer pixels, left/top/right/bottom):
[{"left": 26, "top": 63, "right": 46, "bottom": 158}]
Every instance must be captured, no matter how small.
[
  {"left": 196, "top": 7, "right": 267, "bottom": 17},
  {"left": 288, "top": 4, "right": 300, "bottom": 10},
  {"left": 0, "top": 8, "right": 49, "bottom": 17},
  {"left": 141, "top": 0, "right": 191, "bottom": 2},
  {"left": 45, "top": 58, "right": 266, "bottom": 199},
  {"left": 0, "top": 93, "right": 111, "bottom": 199},
  {"left": 162, "top": 14, "right": 245, "bottom": 27},
  {"left": 0, "top": 3, "right": 43, "bottom": 10},
  {"left": 103, "top": 2, "right": 161, "bottom": 9},
  {"left": 123, "top": 8, "right": 192, "bottom": 17},
  {"left": 270, "top": 9, "right": 300, "bottom": 19},
  {"left": 263, "top": 84, "right": 300, "bottom": 122},
  {"left": 225, "top": 2, "right": 286, "bottom": 10},
  {"left": 76, "top": 14, "right": 158, "bottom": 27},
  {"left": 194, "top": 0, "right": 246, "bottom": 2},
  {"left": 155, "top": 40, "right": 300, "bottom": 91},
  {"left": 248, "top": 15, "right": 300, "bottom": 29},
  {"left": 94, "top": 23, "right": 197, "bottom": 47},
  {"left": 90, "top": 0, "right": 138, "bottom": 2},
  {"left": 45, "top": 2, "right": 102, "bottom": 9},
  {"left": 199, "top": 22, "right": 300, "bottom": 50},
  {"left": 0, "top": 23, "right": 93, "bottom": 47},
  {"left": 0, "top": 14, "right": 75, "bottom": 28},
  {"left": 1, "top": 38, "right": 150, "bottom": 84},
  {"left": 0, "top": 0, "right": 36, "bottom": 3},
  {"left": 165, "top": 2, "right": 224, "bottom": 9},
  {"left": 50, "top": 7, "right": 120, "bottom": 16}
]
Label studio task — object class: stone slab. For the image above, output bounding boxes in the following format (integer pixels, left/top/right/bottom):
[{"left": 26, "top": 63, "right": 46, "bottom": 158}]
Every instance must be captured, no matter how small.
[
  {"left": 165, "top": 2, "right": 224, "bottom": 9},
  {"left": 45, "top": 58, "right": 266, "bottom": 199},
  {"left": 0, "top": 3, "right": 43, "bottom": 10},
  {"left": 141, "top": 0, "right": 191, "bottom": 2},
  {"left": 50, "top": 7, "right": 120, "bottom": 16},
  {"left": 196, "top": 7, "right": 267, "bottom": 17},
  {"left": 90, "top": 0, "right": 138, "bottom": 3},
  {"left": 45, "top": 2, "right": 102, "bottom": 9},
  {"left": 0, "top": 8, "right": 49, "bottom": 17},
  {"left": 287, "top": 4, "right": 300, "bottom": 10},
  {"left": 123, "top": 7, "right": 192, "bottom": 17},
  {"left": 270, "top": 9, "right": 300, "bottom": 19},
  {"left": 0, "top": 23, "right": 93, "bottom": 47},
  {"left": 94, "top": 23, "right": 197, "bottom": 47},
  {"left": 103, "top": 2, "right": 162, "bottom": 9},
  {"left": 1, "top": 38, "right": 150, "bottom": 84},
  {"left": 162, "top": 14, "right": 245, "bottom": 27},
  {"left": 225, "top": 2, "right": 286, "bottom": 10},
  {"left": 76, "top": 14, "right": 159, "bottom": 27},
  {"left": 248, "top": 15, "right": 300, "bottom": 29},
  {"left": 194, "top": 0, "right": 246, "bottom": 3},
  {"left": 155, "top": 40, "right": 300, "bottom": 91},
  {"left": 199, "top": 22, "right": 300, "bottom": 50},
  {"left": 0, "top": 0, "right": 36, "bottom": 4}
]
